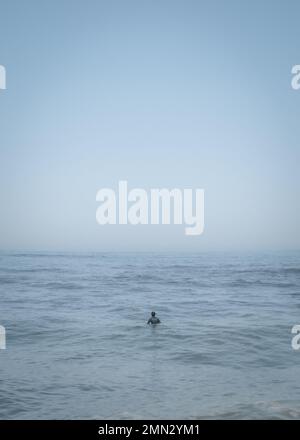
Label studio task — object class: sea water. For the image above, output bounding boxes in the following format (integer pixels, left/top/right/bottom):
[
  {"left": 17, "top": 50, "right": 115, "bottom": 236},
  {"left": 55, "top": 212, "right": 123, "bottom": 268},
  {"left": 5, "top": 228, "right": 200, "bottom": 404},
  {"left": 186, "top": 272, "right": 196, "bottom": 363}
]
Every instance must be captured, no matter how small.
[{"left": 0, "top": 251, "right": 300, "bottom": 419}]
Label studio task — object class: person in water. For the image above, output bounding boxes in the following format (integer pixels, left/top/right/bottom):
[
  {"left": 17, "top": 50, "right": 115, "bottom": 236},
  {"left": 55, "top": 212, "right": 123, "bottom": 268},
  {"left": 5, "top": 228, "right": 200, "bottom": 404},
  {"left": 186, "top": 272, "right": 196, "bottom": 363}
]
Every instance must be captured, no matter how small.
[{"left": 147, "top": 311, "right": 161, "bottom": 325}]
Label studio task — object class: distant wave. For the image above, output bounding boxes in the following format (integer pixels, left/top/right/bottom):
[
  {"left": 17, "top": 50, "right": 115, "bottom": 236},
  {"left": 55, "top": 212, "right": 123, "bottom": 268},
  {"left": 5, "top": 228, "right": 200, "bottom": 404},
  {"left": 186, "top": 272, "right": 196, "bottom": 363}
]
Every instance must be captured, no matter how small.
[{"left": 224, "top": 278, "right": 295, "bottom": 288}]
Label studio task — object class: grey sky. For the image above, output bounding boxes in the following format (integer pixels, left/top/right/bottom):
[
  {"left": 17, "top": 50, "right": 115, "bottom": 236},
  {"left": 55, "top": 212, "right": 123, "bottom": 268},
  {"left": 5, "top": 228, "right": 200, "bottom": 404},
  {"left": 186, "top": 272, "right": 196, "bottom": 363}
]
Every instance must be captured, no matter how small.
[{"left": 0, "top": 0, "right": 299, "bottom": 251}]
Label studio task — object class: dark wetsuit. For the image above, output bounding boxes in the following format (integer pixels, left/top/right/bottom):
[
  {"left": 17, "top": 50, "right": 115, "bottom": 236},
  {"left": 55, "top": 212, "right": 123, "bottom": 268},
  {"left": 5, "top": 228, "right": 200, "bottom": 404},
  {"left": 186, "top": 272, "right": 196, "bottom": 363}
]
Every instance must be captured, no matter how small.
[{"left": 147, "top": 316, "right": 161, "bottom": 325}]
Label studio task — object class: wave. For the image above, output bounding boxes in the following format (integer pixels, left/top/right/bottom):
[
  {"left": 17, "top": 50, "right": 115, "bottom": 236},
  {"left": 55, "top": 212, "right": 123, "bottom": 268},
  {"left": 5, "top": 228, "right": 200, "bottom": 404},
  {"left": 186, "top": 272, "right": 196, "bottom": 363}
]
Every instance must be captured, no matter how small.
[
  {"left": 196, "top": 400, "right": 300, "bottom": 420},
  {"left": 225, "top": 278, "right": 295, "bottom": 288}
]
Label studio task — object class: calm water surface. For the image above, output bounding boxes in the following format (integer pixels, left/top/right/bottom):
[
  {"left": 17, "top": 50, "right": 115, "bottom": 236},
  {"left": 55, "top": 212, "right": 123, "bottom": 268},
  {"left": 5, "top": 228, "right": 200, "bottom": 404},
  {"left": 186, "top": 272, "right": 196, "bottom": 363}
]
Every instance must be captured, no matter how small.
[{"left": 0, "top": 251, "right": 300, "bottom": 419}]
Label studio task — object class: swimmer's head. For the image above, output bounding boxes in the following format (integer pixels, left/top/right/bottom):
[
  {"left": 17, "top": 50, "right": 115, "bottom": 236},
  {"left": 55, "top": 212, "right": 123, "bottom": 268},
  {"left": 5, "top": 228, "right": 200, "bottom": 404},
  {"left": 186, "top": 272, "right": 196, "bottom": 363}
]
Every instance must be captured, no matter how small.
[{"left": 151, "top": 311, "right": 155, "bottom": 317}]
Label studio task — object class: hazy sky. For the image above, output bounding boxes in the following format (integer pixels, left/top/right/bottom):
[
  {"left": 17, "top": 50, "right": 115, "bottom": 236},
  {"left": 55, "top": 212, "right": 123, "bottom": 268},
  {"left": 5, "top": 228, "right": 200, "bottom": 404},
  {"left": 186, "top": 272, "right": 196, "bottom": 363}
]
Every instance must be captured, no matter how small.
[{"left": 0, "top": 0, "right": 299, "bottom": 251}]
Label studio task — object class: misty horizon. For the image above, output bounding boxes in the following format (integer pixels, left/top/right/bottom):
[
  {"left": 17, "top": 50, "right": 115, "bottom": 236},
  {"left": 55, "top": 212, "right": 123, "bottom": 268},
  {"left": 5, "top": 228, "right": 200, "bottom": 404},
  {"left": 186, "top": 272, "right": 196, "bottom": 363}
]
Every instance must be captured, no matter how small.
[{"left": 1, "top": 0, "right": 300, "bottom": 251}]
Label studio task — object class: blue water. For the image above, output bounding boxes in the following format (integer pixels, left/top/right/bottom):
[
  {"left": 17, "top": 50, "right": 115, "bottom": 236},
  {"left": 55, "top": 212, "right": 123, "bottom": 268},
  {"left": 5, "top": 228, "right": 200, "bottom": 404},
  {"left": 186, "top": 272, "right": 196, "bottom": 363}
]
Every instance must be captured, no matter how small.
[{"left": 1, "top": 251, "right": 300, "bottom": 419}]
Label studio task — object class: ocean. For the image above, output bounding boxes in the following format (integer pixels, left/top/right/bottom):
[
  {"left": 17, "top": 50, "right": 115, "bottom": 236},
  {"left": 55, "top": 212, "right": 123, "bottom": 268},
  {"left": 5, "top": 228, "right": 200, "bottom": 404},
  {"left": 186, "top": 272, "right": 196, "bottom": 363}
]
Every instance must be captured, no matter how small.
[{"left": 0, "top": 251, "right": 300, "bottom": 420}]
